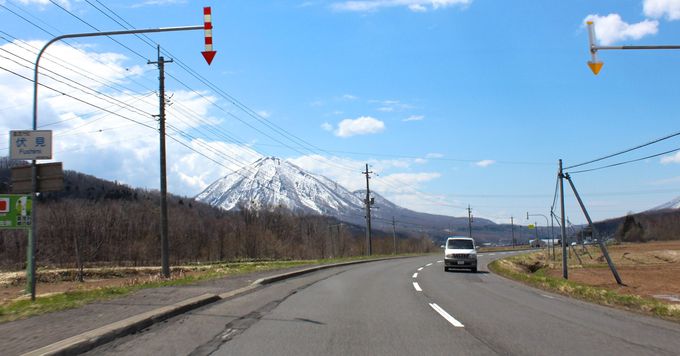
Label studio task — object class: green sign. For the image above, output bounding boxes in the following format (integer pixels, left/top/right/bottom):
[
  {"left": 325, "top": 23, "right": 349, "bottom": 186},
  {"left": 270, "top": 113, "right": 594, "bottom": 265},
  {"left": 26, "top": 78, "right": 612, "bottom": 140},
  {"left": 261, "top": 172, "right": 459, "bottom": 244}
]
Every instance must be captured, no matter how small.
[{"left": 0, "top": 195, "right": 32, "bottom": 229}]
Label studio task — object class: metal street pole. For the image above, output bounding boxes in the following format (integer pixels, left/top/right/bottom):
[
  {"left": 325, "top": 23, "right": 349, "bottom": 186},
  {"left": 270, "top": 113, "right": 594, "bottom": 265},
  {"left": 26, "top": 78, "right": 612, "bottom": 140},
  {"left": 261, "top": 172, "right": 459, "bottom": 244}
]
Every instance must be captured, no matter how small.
[
  {"left": 586, "top": 21, "right": 680, "bottom": 75},
  {"left": 510, "top": 216, "right": 515, "bottom": 249},
  {"left": 31, "top": 25, "right": 204, "bottom": 297},
  {"left": 550, "top": 209, "right": 556, "bottom": 260},
  {"left": 467, "top": 205, "right": 473, "bottom": 239},
  {"left": 527, "top": 212, "right": 550, "bottom": 257}
]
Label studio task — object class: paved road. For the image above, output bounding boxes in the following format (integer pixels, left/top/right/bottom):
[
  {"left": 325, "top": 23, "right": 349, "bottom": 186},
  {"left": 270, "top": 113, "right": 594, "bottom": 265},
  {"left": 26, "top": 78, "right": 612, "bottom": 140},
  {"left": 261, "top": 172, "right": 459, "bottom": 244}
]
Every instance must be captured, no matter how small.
[{"left": 86, "top": 252, "right": 680, "bottom": 355}]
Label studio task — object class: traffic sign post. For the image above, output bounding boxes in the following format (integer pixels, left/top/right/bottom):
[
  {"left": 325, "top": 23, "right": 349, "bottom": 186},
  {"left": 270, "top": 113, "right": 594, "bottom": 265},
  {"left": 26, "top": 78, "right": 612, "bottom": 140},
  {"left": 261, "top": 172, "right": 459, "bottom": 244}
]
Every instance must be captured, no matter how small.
[
  {"left": 586, "top": 21, "right": 680, "bottom": 75},
  {"left": 9, "top": 130, "right": 52, "bottom": 160}
]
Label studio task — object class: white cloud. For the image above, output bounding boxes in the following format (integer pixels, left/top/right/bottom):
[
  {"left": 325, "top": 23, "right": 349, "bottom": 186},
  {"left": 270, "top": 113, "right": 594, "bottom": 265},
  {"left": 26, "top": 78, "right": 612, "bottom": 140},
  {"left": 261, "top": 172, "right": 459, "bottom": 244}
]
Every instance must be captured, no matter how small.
[
  {"left": 341, "top": 94, "right": 358, "bottom": 100},
  {"left": 321, "top": 122, "right": 333, "bottom": 131},
  {"left": 661, "top": 151, "right": 680, "bottom": 164},
  {"left": 16, "top": 0, "right": 69, "bottom": 7},
  {"left": 287, "top": 154, "right": 445, "bottom": 214},
  {"left": 584, "top": 14, "right": 658, "bottom": 45},
  {"left": 403, "top": 115, "right": 424, "bottom": 122},
  {"left": 0, "top": 39, "right": 261, "bottom": 198},
  {"left": 131, "top": 0, "right": 186, "bottom": 8},
  {"left": 257, "top": 110, "right": 271, "bottom": 119},
  {"left": 377, "top": 107, "right": 394, "bottom": 112},
  {"left": 644, "top": 0, "right": 680, "bottom": 20},
  {"left": 475, "top": 159, "right": 495, "bottom": 167},
  {"left": 335, "top": 116, "right": 385, "bottom": 137},
  {"left": 332, "top": 0, "right": 471, "bottom": 12},
  {"left": 426, "top": 152, "right": 444, "bottom": 158}
]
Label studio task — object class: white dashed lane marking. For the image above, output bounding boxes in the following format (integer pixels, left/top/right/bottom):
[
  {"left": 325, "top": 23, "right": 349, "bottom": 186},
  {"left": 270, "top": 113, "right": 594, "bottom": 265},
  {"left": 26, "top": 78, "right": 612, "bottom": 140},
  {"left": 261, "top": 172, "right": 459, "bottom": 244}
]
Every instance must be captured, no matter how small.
[
  {"left": 436, "top": 260, "right": 443, "bottom": 263},
  {"left": 429, "top": 303, "right": 464, "bottom": 328},
  {"left": 418, "top": 267, "right": 424, "bottom": 271},
  {"left": 412, "top": 272, "right": 418, "bottom": 278},
  {"left": 413, "top": 282, "right": 423, "bottom": 292},
  {"left": 426, "top": 263, "right": 433, "bottom": 267}
]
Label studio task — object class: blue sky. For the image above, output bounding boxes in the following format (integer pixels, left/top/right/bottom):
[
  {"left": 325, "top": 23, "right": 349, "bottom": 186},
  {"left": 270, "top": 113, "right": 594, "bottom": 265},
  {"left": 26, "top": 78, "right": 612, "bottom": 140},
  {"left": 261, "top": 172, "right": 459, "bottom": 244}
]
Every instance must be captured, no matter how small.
[{"left": 1, "top": 0, "right": 680, "bottom": 225}]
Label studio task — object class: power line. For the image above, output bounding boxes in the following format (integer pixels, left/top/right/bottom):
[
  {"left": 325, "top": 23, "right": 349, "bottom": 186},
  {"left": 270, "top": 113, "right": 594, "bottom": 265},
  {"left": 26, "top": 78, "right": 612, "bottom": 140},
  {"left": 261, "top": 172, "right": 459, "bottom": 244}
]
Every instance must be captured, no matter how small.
[
  {"left": 568, "top": 146, "right": 680, "bottom": 174},
  {"left": 565, "top": 129, "right": 680, "bottom": 170}
]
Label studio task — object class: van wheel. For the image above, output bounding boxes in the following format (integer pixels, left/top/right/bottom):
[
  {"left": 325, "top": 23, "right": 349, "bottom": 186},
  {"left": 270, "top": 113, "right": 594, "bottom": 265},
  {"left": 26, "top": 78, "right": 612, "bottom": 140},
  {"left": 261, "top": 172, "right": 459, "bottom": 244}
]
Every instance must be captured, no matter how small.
[{"left": 444, "top": 267, "right": 448, "bottom": 272}]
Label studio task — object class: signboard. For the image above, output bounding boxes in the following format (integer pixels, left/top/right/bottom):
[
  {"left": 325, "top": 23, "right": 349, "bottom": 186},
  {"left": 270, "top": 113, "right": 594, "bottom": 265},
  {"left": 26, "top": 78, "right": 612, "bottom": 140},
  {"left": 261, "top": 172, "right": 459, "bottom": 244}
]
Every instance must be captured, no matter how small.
[
  {"left": 528, "top": 224, "right": 536, "bottom": 230},
  {"left": 11, "top": 162, "right": 64, "bottom": 194},
  {"left": 9, "top": 130, "right": 52, "bottom": 160},
  {"left": 0, "top": 195, "right": 32, "bottom": 229}
]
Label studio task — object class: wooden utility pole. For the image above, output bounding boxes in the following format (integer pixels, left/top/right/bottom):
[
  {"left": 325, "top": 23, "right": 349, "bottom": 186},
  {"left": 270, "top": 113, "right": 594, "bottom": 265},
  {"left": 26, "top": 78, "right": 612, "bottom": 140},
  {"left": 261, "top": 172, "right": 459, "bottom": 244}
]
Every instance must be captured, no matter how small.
[
  {"left": 363, "top": 164, "right": 373, "bottom": 256},
  {"left": 149, "top": 46, "right": 173, "bottom": 278}
]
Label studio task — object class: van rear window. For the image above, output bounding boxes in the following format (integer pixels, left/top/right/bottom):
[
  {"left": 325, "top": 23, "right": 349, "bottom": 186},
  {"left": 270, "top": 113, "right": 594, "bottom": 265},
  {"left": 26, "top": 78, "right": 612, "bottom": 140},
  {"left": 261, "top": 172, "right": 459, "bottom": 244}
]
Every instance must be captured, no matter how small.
[{"left": 448, "top": 240, "right": 473, "bottom": 249}]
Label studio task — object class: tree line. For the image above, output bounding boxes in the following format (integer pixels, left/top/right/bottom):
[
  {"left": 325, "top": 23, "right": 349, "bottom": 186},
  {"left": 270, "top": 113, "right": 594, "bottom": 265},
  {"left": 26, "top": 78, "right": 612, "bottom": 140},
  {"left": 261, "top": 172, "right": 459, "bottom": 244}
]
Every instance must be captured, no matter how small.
[{"left": 0, "top": 158, "right": 436, "bottom": 271}]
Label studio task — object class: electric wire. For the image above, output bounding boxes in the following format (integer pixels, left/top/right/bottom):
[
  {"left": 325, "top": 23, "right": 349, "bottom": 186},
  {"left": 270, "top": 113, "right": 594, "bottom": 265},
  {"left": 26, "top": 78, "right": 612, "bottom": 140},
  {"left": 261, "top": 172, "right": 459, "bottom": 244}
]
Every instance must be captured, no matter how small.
[
  {"left": 565, "top": 129, "right": 680, "bottom": 170},
  {"left": 567, "top": 146, "right": 680, "bottom": 174}
]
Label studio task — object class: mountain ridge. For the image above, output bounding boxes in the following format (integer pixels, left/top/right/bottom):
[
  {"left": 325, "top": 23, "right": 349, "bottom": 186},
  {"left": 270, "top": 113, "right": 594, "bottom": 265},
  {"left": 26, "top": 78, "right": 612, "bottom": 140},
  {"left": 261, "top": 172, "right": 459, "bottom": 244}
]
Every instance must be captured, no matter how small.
[{"left": 195, "top": 157, "right": 495, "bottom": 235}]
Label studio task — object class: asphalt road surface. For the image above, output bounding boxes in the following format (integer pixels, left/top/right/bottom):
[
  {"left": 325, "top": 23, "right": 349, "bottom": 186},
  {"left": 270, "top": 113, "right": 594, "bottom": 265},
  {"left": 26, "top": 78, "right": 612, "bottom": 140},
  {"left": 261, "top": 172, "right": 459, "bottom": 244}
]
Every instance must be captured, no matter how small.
[{"left": 86, "top": 252, "right": 680, "bottom": 356}]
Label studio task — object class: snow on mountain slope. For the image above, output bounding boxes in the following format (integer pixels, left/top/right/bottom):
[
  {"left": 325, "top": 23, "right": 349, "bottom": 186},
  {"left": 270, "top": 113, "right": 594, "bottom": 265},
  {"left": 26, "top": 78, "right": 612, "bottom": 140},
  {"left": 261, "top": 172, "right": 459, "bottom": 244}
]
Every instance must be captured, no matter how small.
[
  {"left": 195, "top": 157, "right": 364, "bottom": 218},
  {"left": 195, "top": 157, "right": 495, "bottom": 233}
]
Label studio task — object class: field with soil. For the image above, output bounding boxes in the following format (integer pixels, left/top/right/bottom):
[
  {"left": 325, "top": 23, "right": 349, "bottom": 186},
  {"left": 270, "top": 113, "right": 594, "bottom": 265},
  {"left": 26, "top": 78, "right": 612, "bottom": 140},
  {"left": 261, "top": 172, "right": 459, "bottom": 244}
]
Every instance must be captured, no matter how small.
[
  {"left": 544, "top": 241, "right": 680, "bottom": 303},
  {"left": 490, "top": 241, "right": 680, "bottom": 321}
]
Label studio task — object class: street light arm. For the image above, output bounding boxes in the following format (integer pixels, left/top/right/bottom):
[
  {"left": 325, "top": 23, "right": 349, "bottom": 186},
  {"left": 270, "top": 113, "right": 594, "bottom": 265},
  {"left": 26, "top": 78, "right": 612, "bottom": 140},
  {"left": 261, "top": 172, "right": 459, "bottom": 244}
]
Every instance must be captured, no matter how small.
[{"left": 32, "top": 25, "right": 203, "bottom": 130}]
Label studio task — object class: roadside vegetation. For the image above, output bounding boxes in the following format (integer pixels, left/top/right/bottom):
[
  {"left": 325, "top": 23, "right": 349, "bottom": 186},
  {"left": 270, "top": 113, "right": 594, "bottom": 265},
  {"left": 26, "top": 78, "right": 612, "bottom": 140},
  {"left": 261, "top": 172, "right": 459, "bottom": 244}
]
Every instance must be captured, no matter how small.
[
  {"left": 489, "top": 242, "right": 680, "bottom": 322},
  {"left": 478, "top": 245, "right": 531, "bottom": 253}
]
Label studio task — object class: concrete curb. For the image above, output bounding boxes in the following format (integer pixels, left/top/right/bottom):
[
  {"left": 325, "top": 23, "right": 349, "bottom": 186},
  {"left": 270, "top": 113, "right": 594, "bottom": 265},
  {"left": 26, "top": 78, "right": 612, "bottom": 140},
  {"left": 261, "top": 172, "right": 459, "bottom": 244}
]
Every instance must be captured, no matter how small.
[
  {"left": 21, "top": 293, "right": 220, "bottom": 356},
  {"left": 22, "top": 255, "right": 416, "bottom": 356}
]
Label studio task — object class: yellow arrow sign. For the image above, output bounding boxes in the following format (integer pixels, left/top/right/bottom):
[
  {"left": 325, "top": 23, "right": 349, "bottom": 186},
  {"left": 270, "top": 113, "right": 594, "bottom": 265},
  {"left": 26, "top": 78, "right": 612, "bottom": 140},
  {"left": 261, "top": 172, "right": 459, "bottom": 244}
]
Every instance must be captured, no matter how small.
[{"left": 588, "top": 61, "right": 603, "bottom": 75}]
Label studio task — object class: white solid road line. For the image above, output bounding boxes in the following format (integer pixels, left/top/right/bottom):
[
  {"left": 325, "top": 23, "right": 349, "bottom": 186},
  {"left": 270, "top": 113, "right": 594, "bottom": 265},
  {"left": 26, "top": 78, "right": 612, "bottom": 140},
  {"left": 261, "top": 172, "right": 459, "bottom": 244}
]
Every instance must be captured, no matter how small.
[
  {"left": 541, "top": 294, "right": 556, "bottom": 299},
  {"left": 412, "top": 272, "right": 418, "bottom": 278},
  {"left": 490, "top": 253, "right": 496, "bottom": 256},
  {"left": 418, "top": 267, "right": 424, "bottom": 271},
  {"left": 426, "top": 263, "right": 433, "bottom": 267},
  {"left": 413, "top": 282, "right": 422, "bottom": 292},
  {"left": 429, "top": 303, "right": 464, "bottom": 328}
]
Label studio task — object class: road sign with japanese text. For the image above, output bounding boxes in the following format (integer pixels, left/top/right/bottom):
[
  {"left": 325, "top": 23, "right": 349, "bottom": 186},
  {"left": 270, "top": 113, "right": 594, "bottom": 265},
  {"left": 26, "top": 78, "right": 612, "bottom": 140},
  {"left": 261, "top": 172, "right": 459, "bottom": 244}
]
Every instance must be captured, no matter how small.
[
  {"left": 0, "top": 195, "right": 32, "bottom": 229},
  {"left": 9, "top": 130, "right": 52, "bottom": 160}
]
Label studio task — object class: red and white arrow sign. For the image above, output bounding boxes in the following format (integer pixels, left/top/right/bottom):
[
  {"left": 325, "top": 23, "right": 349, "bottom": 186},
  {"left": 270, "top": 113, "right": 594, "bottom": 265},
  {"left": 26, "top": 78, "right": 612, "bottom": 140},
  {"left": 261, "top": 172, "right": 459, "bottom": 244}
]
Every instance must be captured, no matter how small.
[{"left": 202, "top": 6, "right": 217, "bottom": 65}]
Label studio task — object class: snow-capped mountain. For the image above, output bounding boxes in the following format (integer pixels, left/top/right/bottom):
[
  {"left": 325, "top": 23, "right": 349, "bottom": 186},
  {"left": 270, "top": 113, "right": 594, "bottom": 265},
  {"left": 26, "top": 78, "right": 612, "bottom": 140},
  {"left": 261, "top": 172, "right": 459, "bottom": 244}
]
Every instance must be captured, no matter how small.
[
  {"left": 195, "top": 157, "right": 364, "bottom": 219},
  {"left": 649, "top": 196, "right": 680, "bottom": 211},
  {"left": 195, "top": 157, "right": 494, "bottom": 233}
]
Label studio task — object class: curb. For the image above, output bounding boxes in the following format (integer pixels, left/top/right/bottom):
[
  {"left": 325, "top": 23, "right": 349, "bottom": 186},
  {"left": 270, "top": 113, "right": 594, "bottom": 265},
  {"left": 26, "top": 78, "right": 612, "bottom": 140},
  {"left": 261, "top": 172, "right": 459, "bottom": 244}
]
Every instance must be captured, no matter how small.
[
  {"left": 22, "top": 293, "right": 220, "bottom": 356},
  {"left": 22, "top": 255, "right": 416, "bottom": 356}
]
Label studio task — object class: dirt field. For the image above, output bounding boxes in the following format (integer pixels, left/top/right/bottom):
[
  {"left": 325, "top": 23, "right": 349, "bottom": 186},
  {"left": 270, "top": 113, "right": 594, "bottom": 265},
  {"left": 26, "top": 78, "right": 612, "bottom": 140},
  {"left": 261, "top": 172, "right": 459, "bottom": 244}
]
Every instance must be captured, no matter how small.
[{"left": 544, "top": 241, "right": 680, "bottom": 303}]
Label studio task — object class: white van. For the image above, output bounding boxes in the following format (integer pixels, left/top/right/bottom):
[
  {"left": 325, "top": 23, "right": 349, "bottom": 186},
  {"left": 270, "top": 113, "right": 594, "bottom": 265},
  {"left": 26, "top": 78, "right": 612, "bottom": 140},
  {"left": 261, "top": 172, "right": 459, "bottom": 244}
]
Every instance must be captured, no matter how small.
[{"left": 443, "top": 236, "right": 477, "bottom": 273}]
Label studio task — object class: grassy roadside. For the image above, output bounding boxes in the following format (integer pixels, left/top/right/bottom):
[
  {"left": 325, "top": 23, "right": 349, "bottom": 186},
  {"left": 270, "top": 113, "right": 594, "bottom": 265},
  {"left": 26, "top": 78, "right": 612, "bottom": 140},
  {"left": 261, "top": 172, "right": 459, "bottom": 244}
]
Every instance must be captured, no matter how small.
[
  {"left": 0, "top": 254, "right": 412, "bottom": 323},
  {"left": 488, "top": 252, "right": 680, "bottom": 322},
  {"left": 478, "top": 245, "right": 532, "bottom": 253}
]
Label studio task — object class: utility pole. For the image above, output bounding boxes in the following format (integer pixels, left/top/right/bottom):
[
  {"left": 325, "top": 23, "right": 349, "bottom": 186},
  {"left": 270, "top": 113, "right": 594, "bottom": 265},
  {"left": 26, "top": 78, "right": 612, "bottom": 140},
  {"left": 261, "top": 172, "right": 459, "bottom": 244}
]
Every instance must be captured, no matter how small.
[
  {"left": 363, "top": 164, "right": 374, "bottom": 256},
  {"left": 558, "top": 159, "right": 568, "bottom": 279},
  {"left": 467, "top": 205, "right": 473, "bottom": 238},
  {"left": 392, "top": 216, "right": 397, "bottom": 255},
  {"left": 149, "top": 46, "right": 173, "bottom": 278},
  {"left": 510, "top": 216, "right": 515, "bottom": 248}
]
